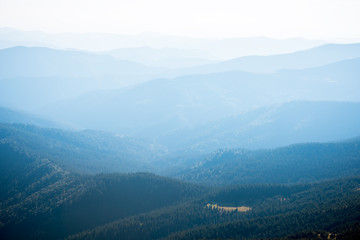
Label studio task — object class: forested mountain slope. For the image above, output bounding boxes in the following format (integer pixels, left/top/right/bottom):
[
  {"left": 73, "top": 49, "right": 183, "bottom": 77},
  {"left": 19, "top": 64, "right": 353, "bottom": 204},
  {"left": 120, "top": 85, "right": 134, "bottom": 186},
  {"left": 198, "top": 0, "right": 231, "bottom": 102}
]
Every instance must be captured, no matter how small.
[
  {"left": 68, "top": 177, "right": 360, "bottom": 240},
  {"left": 172, "top": 137, "right": 360, "bottom": 185},
  {"left": 1, "top": 123, "right": 360, "bottom": 239},
  {"left": 0, "top": 142, "right": 205, "bottom": 240},
  {"left": 0, "top": 123, "right": 164, "bottom": 173}
]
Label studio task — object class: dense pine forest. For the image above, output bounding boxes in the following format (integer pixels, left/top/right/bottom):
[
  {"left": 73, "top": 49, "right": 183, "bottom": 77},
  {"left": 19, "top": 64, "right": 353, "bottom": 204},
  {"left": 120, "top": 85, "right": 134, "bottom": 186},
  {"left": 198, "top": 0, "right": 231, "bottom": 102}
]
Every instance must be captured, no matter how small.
[{"left": 1, "top": 122, "right": 360, "bottom": 239}]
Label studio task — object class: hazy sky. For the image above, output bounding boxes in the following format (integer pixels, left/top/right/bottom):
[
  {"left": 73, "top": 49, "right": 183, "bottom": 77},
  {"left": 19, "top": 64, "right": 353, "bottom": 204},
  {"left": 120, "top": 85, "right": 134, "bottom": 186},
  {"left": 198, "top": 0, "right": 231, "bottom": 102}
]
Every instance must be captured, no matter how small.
[{"left": 1, "top": 0, "right": 360, "bottom": 39}]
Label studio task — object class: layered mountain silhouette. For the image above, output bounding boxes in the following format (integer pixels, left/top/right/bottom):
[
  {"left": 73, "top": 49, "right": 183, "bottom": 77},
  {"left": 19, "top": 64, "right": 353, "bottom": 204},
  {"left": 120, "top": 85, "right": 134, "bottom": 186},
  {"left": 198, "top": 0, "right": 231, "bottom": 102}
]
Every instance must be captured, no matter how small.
[
  {"left": 1, "top": 28, "right": 360, "bottom": 240},
  {"left": 38, "top": 57, "right": 360, "bottom": 151}
]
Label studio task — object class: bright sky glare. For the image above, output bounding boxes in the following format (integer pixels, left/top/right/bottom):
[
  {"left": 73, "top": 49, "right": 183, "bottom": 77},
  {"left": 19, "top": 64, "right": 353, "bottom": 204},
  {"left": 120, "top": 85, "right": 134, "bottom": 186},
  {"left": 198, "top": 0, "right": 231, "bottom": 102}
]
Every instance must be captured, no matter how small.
[{"left": 1, "top": 0, "right": 360, "bottom": 39}]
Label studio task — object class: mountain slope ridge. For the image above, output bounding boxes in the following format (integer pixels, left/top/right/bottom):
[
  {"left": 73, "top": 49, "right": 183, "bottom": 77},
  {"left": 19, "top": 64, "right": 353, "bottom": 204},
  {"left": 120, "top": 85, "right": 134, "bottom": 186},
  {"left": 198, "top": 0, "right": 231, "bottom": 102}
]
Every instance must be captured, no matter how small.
[{"left": 171, "top": 136, "right": 360, "bottom": 185}]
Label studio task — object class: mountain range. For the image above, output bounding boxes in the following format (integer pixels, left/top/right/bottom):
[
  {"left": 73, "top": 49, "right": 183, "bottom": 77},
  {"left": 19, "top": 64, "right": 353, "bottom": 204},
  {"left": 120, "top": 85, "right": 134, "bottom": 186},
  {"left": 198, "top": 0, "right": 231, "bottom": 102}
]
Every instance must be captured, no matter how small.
[
  {"left": 1, "top": 28, "right": 360, "bottom": 240},
  {"left": 37, "top": 56, "right": 360, "bottom": 151},
  {"left": 101, "top": 46, "right": 216, "bottom": 69},
  {"left": 1, "top": 42, "right": 360, "bottom": 111},
  {"left": 0, "top": 28, "right": 327, "bottom": 59},
  {"left": 177, "top": 43, "right": 360, "bottom": 74},
  {"left": 172, "top": 137, "right": 360, "bottom": 185},
  {"left": 1, "top": 131, "right": 360, "bottom": 239},
  {"left": 0, "top": 46, "right": 166, "bottom": 109},
  {"left": 157, "top": 101, "right": 360, "bottom": 152}
]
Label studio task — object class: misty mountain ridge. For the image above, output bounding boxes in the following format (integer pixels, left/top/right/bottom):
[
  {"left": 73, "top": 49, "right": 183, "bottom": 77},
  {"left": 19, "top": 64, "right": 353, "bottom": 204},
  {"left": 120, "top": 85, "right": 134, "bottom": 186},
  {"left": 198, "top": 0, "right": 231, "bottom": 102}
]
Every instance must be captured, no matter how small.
[
  {"left": 2, "top": 116, "right": 360, "bottom": 184},
  {"left": 0, "top": 46, "right": 169, "bottom": 110},
  {"left": 0, "top": 106, "right": 63, "bottom": 129},
  {"left": 1, "top": 42, "right": 359, "bottom": 110},
  {"left": 178, "top": 42, "right": 360, "bottom": 74},
  {"left": 155, "top": 100, "right": 360, "bottom": 153},
  {"left": 0, "top": 46, "right": 163, "bottom": 79},
  {"left": 0, "top": 27, "right": 327, "bottom": 59},
  {"left": 101, "top": 46, "right": 217, "bottom": 69},
  {"left": 37, "top": 55, "right": 360, "bottom": 147},
  {"left": 3, "top": 100, "right": 360, "bottom": 175},
  {"left": 0, "top": 123, "right": 166, "bottom": 174}
]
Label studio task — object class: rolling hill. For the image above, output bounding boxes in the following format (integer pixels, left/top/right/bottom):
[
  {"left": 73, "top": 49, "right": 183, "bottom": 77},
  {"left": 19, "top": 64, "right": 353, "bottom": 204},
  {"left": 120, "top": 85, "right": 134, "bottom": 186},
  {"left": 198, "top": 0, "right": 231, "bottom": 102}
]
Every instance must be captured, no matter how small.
[
  {"left": 177, "top": 43, "right": 360, "bottom": 74},
  {"left": 67, "top": 177, "right": 360, "bottom": 240},
  {"left": 158, "top": 101, "right": 360, "bottom": 152},
  {"left": 0, "top": 123, "right": 164, "bottom": 174},
  {"left": 171, "top": 137, "right": 360, "bottom": 185},
  {"left": 0, "top": 46, "right": 162, "bottom": 79},
  {"left": 0, "top": 46, "right": 165, "bottom": 109},
  {"left": 2, "top": 135, "right": 360, "bottom": 240},
  {"left": 0, "top": 106, "right": 62, "bottom": 128},
  {"left": 101, "top": 46, "right": 215, "bottom": 69},
  {"left": 2, "top": 43, "right": 359, "bottom": 111},
  {"left": 0, "top": 142, "right": 205, "bottom": 239},
  {"left": 38, "top": 57, "right": 360, "bottom": 150}
]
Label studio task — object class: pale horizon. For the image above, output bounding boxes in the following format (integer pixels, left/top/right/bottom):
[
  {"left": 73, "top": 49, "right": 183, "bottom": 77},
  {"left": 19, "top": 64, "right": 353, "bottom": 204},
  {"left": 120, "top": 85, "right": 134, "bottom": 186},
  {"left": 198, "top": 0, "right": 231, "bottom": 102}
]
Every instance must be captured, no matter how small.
[{"left": 1, "top": 0, "right": 360, "bottom": 40}]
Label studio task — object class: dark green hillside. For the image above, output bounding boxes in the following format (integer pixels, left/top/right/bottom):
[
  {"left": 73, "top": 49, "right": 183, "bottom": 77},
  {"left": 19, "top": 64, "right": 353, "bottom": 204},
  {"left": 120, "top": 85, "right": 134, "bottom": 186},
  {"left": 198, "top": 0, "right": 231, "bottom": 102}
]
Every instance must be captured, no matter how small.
[
  {"left": 0, "top": 142, "right": 205, "bottom": 240},
  {"left": 2, "top": 126, "right": 360, "bottom": 240},
  {"left": 168, "top": 179, "right": 360, "bottom": 240},
  {"left": 174, "top": 138, "right": 360, "bottom": 185},
  {"left": 67, "top": 177, "right": 360, "bottom": 240}
]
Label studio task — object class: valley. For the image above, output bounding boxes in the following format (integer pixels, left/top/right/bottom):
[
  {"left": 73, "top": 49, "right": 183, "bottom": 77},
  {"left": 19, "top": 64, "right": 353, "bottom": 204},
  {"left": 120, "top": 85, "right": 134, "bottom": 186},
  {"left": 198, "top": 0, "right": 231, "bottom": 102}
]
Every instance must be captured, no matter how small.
[
  {"left": 0, "top": 27, "right": 360, "bottom": 239},
  {"left": 1, "top": 120, "right": 360, "bottom": 239}
]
